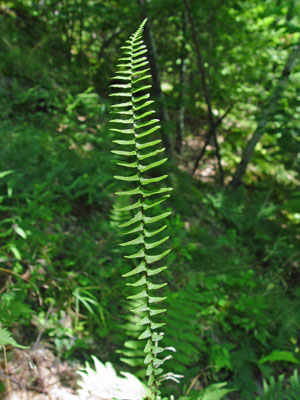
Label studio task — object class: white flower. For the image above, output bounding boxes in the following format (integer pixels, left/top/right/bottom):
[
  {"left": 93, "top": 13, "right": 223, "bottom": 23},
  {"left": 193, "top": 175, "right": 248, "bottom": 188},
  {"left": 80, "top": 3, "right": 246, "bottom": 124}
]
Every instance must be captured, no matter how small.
[{"left": 77, "top": 356, "right": 150, "bottom": 400}]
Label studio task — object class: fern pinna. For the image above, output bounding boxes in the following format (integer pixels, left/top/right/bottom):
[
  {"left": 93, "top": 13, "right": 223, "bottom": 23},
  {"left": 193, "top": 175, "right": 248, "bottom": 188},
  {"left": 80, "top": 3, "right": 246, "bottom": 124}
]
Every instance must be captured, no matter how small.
[{"left": 109, "top": 19, "right": 172, "bottom": 398}]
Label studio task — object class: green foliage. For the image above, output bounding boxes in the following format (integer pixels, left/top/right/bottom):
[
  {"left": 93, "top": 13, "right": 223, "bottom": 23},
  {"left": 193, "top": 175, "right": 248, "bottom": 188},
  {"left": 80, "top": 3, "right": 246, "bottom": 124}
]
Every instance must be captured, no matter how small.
[
  {"left": 257, "top": 370, "right": 300, "bottom": 400},
  {"left": 1, "top": 2, "right": 300, "bottom": 399},
  {"left": 197, "top": 382, "right": 236, "bottom": 400},
  {"left": 163, "top": 285, "right": 204, "bottom": 374},
  {"left": 259, "top": 351, "right": 299, "bottom": 365},
  {"left": 110, "top": 19, "right": 172, "bottom": 397},
  {"left": 0, "top": 328, "right": 28, "bottom": 349}
]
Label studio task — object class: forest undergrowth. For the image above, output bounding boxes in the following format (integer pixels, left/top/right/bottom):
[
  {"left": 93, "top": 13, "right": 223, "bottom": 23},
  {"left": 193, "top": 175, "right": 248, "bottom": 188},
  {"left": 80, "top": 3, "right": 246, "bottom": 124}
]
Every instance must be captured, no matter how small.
[{"left": 1, "top": 1, "right": 300, "bottom": 399}]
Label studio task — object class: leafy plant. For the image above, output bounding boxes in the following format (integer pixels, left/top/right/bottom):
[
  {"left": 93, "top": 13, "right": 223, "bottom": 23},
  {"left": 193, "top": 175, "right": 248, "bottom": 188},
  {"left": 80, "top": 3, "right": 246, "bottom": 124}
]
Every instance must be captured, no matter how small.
[
  {"left": 0, "top": 328, "right": 28, "bottom": 349},
  {"left": 77, "top": 355, "right": 150, "bottom": 400},
  {"left": 257, "top": 370, "right": 300, "bottom": 400},
  {"left": 110, "top": 19, "right": 172, "bottom": 398}
]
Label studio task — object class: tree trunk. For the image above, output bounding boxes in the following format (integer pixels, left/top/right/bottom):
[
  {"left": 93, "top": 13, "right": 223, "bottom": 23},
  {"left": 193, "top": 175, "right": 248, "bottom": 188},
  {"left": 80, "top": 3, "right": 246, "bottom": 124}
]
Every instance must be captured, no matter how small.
[
  {"left": 175, "top": 11, "right": 187, "bottom": 154},
  {"left": 230, "top": 41, "right": 300, "bottom": 189},
  {"left": 183, "top": 0, "right": 224, "bottom": 186},
  {"left": 137, "top": 0, "right": 173, "bottom": 158}
]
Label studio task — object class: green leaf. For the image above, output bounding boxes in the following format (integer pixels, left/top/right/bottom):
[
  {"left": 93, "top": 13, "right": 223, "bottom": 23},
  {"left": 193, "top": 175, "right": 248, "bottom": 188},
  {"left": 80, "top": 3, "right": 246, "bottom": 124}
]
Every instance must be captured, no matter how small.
[
  {"left": 140, "top": 175, "right": 167, "bottom": 185},
  {"left": 136, "top": 125, "right": 160, "bottom": 139},
  {"left": 139, "top": 327, "right": 152, "bottom": 340},
  {"left": 122, "top": 261, "right": 146, "bottom": 277},
  {"left": 144, "top": 195, "right": 170, "bottom": 210},
  {"left": 115, "top": 70, "right": 131, "bottom": 75},
  {"left": 199, "top": 382, "right": 236, "bottom": 400},
  {"left": 111, "top": 76, "right": 131, "bottom": 80},
  {"left": 133, "top": 99, "right": 153, "bottom": 111},
  {"left": 116, "top": 63, "right": 131, "bottom": 69},
  {"left": 111, "top": 149, "right": 136, "bottom": 156},
  {"left": 111, "top": 118, "right": 133, "bottom": 124},
  {"left": 145, "top": 236, "right": 169, "bottom": 249},
  {"left": 111, "top": 101, "right": 132, "bottom": 108},
  {"left": 110, "top": 128, "right": 134, "bottom": 134},
  {"left": 127, "top": 275, "right": 146, "bottom": 287},
  {"left": 133, "top": 75, "right": 151, "bottom": 85},
  {"left": 0, "top": 328, "right": 28, "bottom": 349},
  {"left": 132, "top": 85, "right": 152, "bottom": 94},
  {"left": 148, "top": 266, "right": 167, "bottom": 276},
  {"left": 113, "top": 139, "right": 135, "bottom": 145},
  {"left": 134, "top": 110, "right": 155, "bottom": 120},
  {"left": 144, "top": 340, "right": 152, "bottom": 353},
  {"left": 132, "top": 56, "right": 147, "bottom": 64},
  {"left": 133, "top": 94, "right": 150, "bottom": 103},
  {"left": 146, "top": 363, "right": 154, "bottom": 376},
  {"left": 138, "top": 148, "right": 165, "bottom": 161},
  {"left": 120, "top": 357, "right": 143, "bottom": 367},
  {"left": 131, "top": 304, "right": 149, "bottom": 313},
  {"left": 145, "top": 225, "right": 167, "bottom": 238},
  {"left": 132, "top": 50, "right": 147, "bottom": 58},
  {"left": 13, "top": 226, "right": 27, "bottom": 239},
  {"left": 115, "top": 188, "right": 140, "bottom": 196},
  {"left": 142, "top": 187, "right": 172, "bottom": 197},
  {"left": 136, "top": 315, "right": 150, "bottom": 326},
  {"left": 132, "top": 44, "right": 146, "bottom": 51},
  {"left": 132, "top": 61, "right": 149, "bottom": 70},
  {"left": 150, "top": 309, "right": 166, "bottom": 316},
  {"left": 113, "top": 174, "right": 139, "bottom": 182},
  {"left": 146, "top": 250, "right": 171, "bottom": 263},
  {"left": 10, "top": 246, "right": 21, "bottom": 260},
  {"left": 120, "top": 234, "right": 143, "bottom": 246},
  {"left": 132, "top": 39, "right": 144, "bottom": 47},
  {"left": 151, "top": 322, "right": 166, "bottom": 330},
  {"left": 110, "top": 92, "right": 131, "bottom": 97},
  {"left": 125, "top": 248, "right": 145, "bottom": 259},
  {"left": 116, "top": 199, "right": 141, "bottom": 211},
  {"left": 127, "top": 290, "right": 148, "bottom": 300},
  {"left": 122, "top": 223, "right": 143, "bottom": 235},
  {"left": 153, "top": 359, "right": 164, "bottom": 369},
  {"left": 110, "top": 83, "right": 131, "bottom": 89},
  {"left": 119, "top": 211, "right": 142, "bottom": 227},
  {"left": 144, "top": 212, "right": 171, "bottom": 224},
  {"left": 149, "top": 296, "right": 166, "bottom": 303},
  {"left": 110, "top": 110, "right": 132, "bottom": 115},
  {"left": 0, "top": 170, "right": 13, "bottom": 179},
  {"left": 118, "top": 57, "right": 131, "bottom": 62},
  {"left": 153, "top": 367, "right": 163, "bottom": 376},
  {"left": 139, "top": 158, "right": 167, "bottom": 172},
  {"left": 136, "top": 120, "right": 159, "bottom": 130},
  {"left": 152, "top": 333, "right": 164, "bottom": 341},
  {"left": 259, "top": 351, "right": 299, "bottom": 364},
  {"left": 144, "top": 352, "right": 154, "bottom": 364},
  {"left": 116, "top": 161, "right": 138, "bottom": 168},
  {"left": 148, "top": 282, "right": 167, "bottom": 290}
]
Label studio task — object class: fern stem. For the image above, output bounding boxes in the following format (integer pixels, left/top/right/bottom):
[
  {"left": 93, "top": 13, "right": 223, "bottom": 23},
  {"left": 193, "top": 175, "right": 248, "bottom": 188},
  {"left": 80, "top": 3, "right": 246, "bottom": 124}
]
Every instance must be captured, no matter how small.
[
  {"left": 3, "top": 345, "right": 12, "bottom": 400},
  {"left": 130, "top": 26, "right": 159, "bottom": 398},
  {"left": 111, "top": 19, "right": 171, "bottom": 399}
]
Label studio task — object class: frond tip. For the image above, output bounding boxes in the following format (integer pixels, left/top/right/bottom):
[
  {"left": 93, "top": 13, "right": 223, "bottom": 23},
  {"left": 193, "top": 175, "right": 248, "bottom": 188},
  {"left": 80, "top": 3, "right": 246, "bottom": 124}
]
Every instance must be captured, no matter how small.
[{"left": 109, "top": 19, "right": 172, "bottom": 398}]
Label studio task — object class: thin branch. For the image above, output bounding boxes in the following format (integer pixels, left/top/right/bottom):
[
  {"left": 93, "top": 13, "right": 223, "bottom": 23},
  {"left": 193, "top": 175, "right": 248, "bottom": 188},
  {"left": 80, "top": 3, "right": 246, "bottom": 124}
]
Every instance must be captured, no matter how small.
[
  {"left": 98, "top": 27, "right": 122, "bottom": 61},
  {"left": 192, "top": 105, "right": 232, "bottom": 176}
]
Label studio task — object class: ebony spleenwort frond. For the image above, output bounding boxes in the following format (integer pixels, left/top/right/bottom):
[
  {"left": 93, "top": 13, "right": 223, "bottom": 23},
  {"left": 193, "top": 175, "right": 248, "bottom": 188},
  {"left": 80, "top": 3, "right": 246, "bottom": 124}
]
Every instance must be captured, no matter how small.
[{"left": 109, "top": 19, "right": 172, "bottom": 398}]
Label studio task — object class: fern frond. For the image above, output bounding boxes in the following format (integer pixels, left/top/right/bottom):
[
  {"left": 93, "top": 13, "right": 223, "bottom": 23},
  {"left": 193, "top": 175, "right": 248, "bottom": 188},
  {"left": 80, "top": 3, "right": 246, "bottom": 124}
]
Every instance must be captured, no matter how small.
[{"left": 110, "top": 19, "right": 172, "bottom": 398}]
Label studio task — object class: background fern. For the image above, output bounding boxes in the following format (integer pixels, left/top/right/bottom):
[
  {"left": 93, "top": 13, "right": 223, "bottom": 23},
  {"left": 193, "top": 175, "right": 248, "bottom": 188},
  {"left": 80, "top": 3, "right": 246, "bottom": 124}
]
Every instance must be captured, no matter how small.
[
  {"left": 256, "top": 370, "right": 300, "bottom": 400},
  {"left": 109, "top": 19, "right": 172, "bottom": 398}
]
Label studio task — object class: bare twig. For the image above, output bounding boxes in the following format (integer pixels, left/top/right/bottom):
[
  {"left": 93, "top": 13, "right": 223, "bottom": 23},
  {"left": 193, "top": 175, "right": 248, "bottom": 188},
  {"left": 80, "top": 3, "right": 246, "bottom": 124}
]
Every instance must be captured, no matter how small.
[{"left": 192, "top": 105, "right": 232, "bottom": 176}]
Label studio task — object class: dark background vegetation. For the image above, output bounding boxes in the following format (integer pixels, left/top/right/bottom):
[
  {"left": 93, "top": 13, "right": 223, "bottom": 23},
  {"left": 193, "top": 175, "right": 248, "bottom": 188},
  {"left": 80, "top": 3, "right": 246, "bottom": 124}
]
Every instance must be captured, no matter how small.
[{"left": 0, "top": 0, "right": 300, "bottom": 398}]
